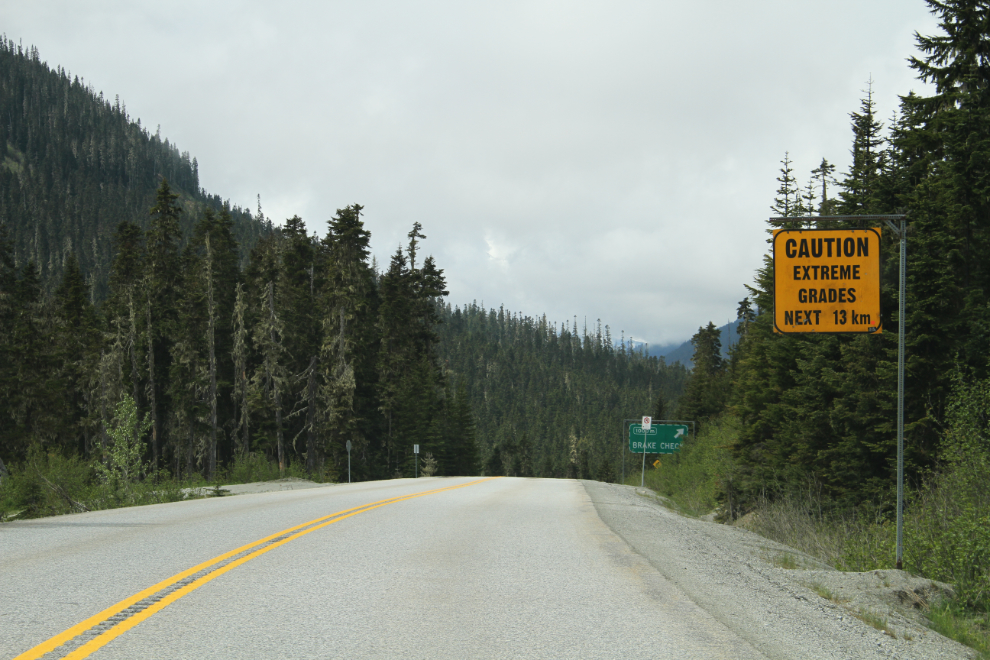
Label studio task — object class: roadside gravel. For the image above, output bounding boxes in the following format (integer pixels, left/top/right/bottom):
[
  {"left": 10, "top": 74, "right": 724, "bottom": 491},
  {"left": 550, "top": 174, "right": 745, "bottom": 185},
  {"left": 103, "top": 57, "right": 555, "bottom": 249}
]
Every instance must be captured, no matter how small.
[
  {"left": 583, "top": 481, "right": 976, "bottom": 660},
  {"left": 181, "top": 477, "right": 333, "bottom": 498}
]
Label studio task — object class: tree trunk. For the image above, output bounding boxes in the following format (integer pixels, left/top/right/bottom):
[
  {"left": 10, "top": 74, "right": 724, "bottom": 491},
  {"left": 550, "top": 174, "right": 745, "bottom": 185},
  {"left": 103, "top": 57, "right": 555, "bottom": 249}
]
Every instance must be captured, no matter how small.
[
  {"left": 306, "top": 355, "right": 317, "bottom": 474},
  {"left": 128, "top": 289, "right": 140, "bottom": 415},
  {"left": 232, "top": 283, "right": 249, "bottom": 457},
  {"left": 146, "top": 299, "right": 158, "bottom": 472},
  {"left": 206, "top": 236, "right": 218, "bottom": 481},
  {"left": 267, "top": 282, "right": 285, "bottom": 475}
]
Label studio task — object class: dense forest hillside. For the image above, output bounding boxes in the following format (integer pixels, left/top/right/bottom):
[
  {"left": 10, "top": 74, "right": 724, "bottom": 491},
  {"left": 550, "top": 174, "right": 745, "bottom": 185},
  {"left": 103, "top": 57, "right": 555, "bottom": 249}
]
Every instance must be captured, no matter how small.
[
  {"left": 0, "top": 37, "right": 264, "bottom": 299},
  {"left": 0, "top": 39, "right": 681, "bottom": 495},
  {"left": 665, "top": 0, "right": 990, "bottom": 510},
  {"left": 438, "top": 305, "right": 688, "bottom": 480}
]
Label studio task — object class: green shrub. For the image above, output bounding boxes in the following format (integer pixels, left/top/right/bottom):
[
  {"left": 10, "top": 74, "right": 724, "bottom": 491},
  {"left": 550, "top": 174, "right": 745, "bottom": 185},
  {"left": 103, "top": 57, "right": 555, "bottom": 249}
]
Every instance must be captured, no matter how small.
[
  {"left": 94, "top": 395, "right": 151, "bottom": 506},
  {"left": 0, "top": 443, "right": 94, "bottom": 519},
  {"left": 639, "top": 415, "right": 741, "bottom": 517},
  {"left": 223, "top": 452, "right": 282, "bottom": 484},
  {"left": 903, "top": 373, "right": 990, "bottom": 610}
]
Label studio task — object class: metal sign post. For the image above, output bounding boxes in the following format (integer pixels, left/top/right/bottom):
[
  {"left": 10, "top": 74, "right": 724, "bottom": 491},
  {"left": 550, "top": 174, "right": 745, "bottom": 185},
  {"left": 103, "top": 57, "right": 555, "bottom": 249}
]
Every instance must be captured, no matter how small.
[
  {"left": 640, "top": 417, "right": 651, "bottom": 487},
  {"left": 414, "top": 444, "right": 420, "bottom": 478},
  {"left": 771, "top": 213, "right": 907, "bottom": 570},
  {"left": 621, "top": 422, "right": 626, "bottom": 483},
  {"left": 883, "top": 216, "right": 908, "bottom": 570},
  {"left": 346, "top": 440, "right": 352, "bottom": 483}
]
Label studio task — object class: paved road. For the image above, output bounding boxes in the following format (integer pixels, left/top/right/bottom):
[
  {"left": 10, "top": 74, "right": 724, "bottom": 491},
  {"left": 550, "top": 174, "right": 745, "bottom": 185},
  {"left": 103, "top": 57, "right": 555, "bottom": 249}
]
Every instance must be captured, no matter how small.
[{"left": 2, "top": 477, "right": 767, "bottom": 659}]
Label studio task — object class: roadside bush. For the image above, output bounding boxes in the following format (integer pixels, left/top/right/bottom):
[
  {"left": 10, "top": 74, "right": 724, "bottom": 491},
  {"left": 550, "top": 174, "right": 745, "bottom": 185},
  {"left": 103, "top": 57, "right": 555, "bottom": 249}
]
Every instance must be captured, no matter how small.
[
  {"left": 640, "top": 415, "right": 741, "bottom": 517},
  {"left": 224, "top": 452, "right": 283, "bottom": 484},
  {"left": 0, "top": 443, "right": 94, "bottom": 519},
  {"left": 742, "top": 485, "right": 895, "bottom": 571},
  {"left": 94, "top": 395, "right": 151, "bottom": 506},
  {"left": 905, "top": 374, "right": 990, "bottom": 611},
  {"left": 743, "top": 372, "right": 990, "bottom": 612}
]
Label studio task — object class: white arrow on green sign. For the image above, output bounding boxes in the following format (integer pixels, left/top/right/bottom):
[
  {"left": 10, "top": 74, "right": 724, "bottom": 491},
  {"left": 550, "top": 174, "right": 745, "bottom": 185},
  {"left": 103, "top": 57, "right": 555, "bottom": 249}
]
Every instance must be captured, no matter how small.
[{"left": 629, "top": 423, "right": 688, "bottom": 454}]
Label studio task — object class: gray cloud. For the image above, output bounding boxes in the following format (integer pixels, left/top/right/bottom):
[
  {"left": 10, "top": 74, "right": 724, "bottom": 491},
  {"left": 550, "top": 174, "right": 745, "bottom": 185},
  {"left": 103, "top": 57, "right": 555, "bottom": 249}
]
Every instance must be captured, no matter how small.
[{"left": 3, "top": 0, "right": 937, "bottom": 345}]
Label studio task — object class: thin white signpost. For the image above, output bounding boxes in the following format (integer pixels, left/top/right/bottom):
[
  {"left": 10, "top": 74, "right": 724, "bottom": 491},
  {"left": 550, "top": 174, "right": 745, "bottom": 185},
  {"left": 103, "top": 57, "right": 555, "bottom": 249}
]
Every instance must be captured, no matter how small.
[
  {"left": 640, "top": 416, "right": 651, "bottom": 487},
  {"left": 414, "top": 444, "right": 420, "bottom": 478},
  {"left": 346, "top": 440, "right": 352, "bottom": 483}
]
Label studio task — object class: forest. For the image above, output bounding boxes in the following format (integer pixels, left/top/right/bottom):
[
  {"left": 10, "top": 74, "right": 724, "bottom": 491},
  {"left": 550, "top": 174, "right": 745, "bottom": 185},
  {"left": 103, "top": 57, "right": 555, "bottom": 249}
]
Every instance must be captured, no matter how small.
[
  {"left": 437, "top": 304, "right": 687, "bottom": 481},
  {"left": 649, "top": 2, "right": 990, "bottom": 637},
  {"left": 0, "top": 36, "right": 686, "bottom": 514},
  {"left": 0, "top": 37, "right": 265, "bottom": 300},
  {"left": 666, "top": 0, "right": 990, "bottom": 510}
]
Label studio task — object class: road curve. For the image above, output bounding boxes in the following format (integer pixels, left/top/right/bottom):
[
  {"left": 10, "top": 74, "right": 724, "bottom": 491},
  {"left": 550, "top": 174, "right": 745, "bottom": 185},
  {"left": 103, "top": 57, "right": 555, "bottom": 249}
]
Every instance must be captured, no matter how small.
[{"left": 2, "top": 477, "right": 769, "bottom": 659}]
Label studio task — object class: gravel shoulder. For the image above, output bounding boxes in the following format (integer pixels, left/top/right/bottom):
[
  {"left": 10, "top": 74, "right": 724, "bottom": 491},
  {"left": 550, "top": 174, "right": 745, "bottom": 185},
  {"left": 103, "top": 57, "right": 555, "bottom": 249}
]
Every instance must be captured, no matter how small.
[
  {"left": 582, "top": 480, "right": 976, "bottom": 660},
  {"left": 182, "top": 477, "right": 333, "bottom": 497}
]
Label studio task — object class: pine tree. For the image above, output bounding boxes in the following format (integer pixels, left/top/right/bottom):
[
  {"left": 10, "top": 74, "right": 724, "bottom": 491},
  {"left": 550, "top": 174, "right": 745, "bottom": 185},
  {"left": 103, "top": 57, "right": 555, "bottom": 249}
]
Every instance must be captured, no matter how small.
[
  {"left": 0, "top": 224, "right": 20, "bottom": 461},
  {"left": 231, "top": 283, "right": 250, "bottom": 457},
  {"left": 770, "top": 153, "right": 801, "bottom": 219},
  {"left": 145, "top": 179, "right": 183, "bottom": 469},
  {"left": 838, "top": 80, "right": 886, "bottom": 215},
  {"left": 106, "top": 221, "right": 145, "bottom": 417},
  {"left": 320, "top": 205, "right": 375, "bottom": 477},
  {"left": 810, "top": 158, "right": 838, "bottom": 215},
  {"left": 253, "top": 281, "right": 288, "bottom": 474},
  {"left": 53, "top": 252, "right": 101, "bottom": 454}
]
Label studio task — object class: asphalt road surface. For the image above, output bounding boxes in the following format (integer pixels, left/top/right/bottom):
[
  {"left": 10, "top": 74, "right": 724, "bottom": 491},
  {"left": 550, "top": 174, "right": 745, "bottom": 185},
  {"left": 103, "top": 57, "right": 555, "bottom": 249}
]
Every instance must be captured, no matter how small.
[{"left": 1, "top": 478, "right": 968, "bottom": 659}]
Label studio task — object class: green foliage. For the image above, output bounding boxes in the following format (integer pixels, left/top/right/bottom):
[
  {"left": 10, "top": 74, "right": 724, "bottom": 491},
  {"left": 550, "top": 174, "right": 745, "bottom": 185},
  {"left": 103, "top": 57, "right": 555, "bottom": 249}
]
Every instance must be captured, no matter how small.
[
  {"left": 904, "top": 373, "right": 990, "bottom": 610},
  {"left": 94, "top": 395, "right": 151, "bottom": 504},
  {"left": 642, "top": 415, "right": 740, "bottom": 518},
  {"left": 675, "top": 322, "right": 729, "bottom": 424},
  {"left": 0, "top": 444, "right": 94, "bottom": 519},
  {"left": 928, "top": 603, "right": 990, "bottom": 660},
  {"left": 223, "top": 452, "right": 284, "bottom": 485},
  {"left": 437, "top": 305, "right": 687, "bottom": 480},
  {"left": 421, "top": 453, "right": 438, "bottom": 477}
]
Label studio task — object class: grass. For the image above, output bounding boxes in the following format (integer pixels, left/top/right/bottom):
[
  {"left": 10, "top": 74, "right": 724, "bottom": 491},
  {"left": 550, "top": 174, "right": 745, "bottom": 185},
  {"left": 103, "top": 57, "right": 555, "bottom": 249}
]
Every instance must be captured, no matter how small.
[
  {"left": 853, "top": 608, "right": 896, "bottom": 638},
  {"left": 771, "top": 551, "right": 800, "bottom": 569},
  {"left": 928, "top": 604, "right": 990, "bottom": 659},
  {"left": 809, "top": 582, "right": 849, "bottom": 605}
]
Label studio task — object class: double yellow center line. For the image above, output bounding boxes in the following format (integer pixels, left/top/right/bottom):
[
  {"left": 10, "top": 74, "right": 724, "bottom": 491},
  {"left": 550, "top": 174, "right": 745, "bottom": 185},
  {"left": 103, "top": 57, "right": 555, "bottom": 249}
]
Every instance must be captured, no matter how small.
[{"left": 16, "top": 478, "right": 493, "bottom": 660}]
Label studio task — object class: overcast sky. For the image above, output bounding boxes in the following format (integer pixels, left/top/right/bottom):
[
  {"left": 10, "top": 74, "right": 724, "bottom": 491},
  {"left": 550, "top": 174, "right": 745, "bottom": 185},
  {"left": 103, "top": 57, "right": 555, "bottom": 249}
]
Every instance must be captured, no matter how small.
[{"left": 3, "top": 1, "right": 938, "bottom": 347}]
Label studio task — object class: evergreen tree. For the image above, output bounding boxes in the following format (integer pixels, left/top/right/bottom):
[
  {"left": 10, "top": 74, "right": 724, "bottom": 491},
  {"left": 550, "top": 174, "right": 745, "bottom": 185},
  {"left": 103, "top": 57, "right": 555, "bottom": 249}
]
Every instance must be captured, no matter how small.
[
  {"left": 105, "top": 221, "right": 146, "bottom": 417},
  {"left": 676, "top": 323, "right": 728, "bottom": 423},
  {"left": 231, "top": 283, "right": 251, "bottom": 457},
  {"left": 145, "top": 179, "right": 183, "bottom": 469},
  {"left": 770, "top": 152, "right": 801, "bottom": 219},
  {"left": 53, "top": 253, "right": 101, "bottom": 454},
  {"left": 838, "top": 80, "right": 887, "bottom": 215},
  {"left": 253, "top": 281, "right": 288, "bottom": 474},
  {"left": 320, "top": 205, "right": 376, "bottom": 478},
  {"left": 810, "top": 158, "right": 838, "bottom": 215}
]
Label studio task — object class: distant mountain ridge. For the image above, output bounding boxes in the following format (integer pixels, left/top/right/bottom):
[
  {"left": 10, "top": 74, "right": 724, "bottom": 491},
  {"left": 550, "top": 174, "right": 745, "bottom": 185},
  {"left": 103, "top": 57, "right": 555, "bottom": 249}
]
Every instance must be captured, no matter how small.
[{"left": 649, "top": 319, "right": 742, "bottom": 369}]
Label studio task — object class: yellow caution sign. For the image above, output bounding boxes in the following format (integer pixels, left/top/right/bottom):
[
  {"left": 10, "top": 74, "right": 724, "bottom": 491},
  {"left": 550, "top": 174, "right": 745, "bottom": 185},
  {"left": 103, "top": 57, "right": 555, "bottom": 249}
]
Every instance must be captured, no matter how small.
[{"left": 773, "top": 228, "right": 882, "bottom": 334}]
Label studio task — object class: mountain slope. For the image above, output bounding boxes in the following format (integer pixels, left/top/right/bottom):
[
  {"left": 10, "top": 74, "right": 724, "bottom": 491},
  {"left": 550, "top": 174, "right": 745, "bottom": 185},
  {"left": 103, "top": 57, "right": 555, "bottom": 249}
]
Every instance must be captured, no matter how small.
[
  {"left": 437, "top": 304, "right": 689, "bottom": 479},
  {"left": 0, "top": 39, "right": 264, "bottom": 299}
]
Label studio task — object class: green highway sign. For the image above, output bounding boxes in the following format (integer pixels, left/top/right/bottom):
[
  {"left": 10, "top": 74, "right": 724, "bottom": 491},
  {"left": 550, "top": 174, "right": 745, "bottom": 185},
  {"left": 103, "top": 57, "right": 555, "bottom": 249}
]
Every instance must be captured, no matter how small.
[{"left": 629, "top": 423, "right": 688, "bottom": 454}]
